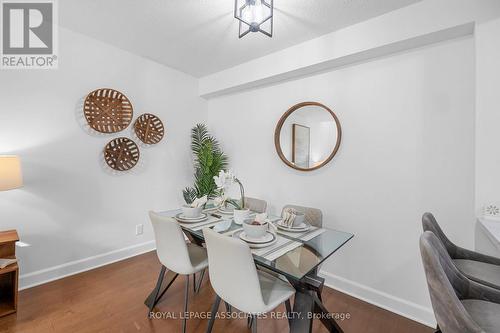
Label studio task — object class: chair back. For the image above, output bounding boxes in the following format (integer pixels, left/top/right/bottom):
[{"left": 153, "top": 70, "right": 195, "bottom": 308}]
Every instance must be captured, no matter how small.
[
  {"left": 422, "top": 212, "right": 457, "bottom": 257},
  {"left": 245, "top": 197, "right": 267, "bottom": 213},
  {"left": 282, "top": 204, "right": 323, "bottom": 227},
  {"left": 203, "top": 228, "right": 266, "bottom": 313},
  {"left": 420, "top": 231, "right": 481, "bottom": 333},
  {"left": 149, "top": 211, "right": 193, "bottom": 275}
]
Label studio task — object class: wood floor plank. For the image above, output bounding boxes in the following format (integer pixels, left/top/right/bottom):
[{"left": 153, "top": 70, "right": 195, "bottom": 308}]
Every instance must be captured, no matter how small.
[{"left": 0, "top": 252, "right": 433, "bottom": 333}]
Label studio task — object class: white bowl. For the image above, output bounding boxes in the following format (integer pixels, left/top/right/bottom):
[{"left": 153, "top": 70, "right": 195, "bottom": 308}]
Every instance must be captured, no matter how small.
[
  {"left": 182, "top": 205, "right": 203, "bottom": 218},
  {"left": 243, "top": 220, "right": 268, "bottom": 239}
]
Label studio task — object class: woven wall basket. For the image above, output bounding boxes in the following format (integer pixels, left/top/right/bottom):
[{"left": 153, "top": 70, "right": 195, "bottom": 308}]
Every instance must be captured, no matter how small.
[
  {"left": 84, "top": 88, "right": 133, "bottom": 133},
  {"left": 134, "top": 113, "right": 165, "bottom": 144},
  {"left": 103, "top": 137, "right": 140, "bottom": 171}
]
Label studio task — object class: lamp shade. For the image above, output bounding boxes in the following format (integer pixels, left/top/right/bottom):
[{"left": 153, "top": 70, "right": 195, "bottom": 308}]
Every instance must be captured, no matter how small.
[{"left": 0, "top": 156, "right": 23, "bottom": 191}]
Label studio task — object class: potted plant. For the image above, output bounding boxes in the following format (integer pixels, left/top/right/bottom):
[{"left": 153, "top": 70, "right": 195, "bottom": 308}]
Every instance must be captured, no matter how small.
[
  {"left": 183, "top": 124, "right": 228, "bottom": 206},
  {"left": 214, "top": 170, "right": 248, "bottom": 224}
]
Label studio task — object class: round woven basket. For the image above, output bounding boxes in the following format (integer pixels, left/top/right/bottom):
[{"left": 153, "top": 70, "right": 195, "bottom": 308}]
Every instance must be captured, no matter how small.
[
  {"left": 84, "top": 88, "right": 133, "bottom": 133},
  {"left": 103, "top": 137, "right": 140, "bottom": 171},
  {"left": 134, "top": 113, "right": 165, "bottom": 144}
]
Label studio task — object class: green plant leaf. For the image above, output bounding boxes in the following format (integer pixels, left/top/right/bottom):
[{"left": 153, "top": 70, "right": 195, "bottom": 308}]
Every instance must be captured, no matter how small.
[
  {"left": 182, "top": 187, "right": 198, "bottom": 205},
  {"left": 183, "top": 123, "right": 228, "bottom": 203}
]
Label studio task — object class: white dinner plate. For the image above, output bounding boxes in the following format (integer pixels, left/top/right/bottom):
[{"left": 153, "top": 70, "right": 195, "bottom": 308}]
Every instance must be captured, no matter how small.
[
  {"left": 233, "top": 230, "right": 277, "bottom": 248},
  {"left": 239, "top": 231, "right": 274, "bottom": 244},
  {"left": 175, "top": 213, "right": 208, "bottom": 223},
  {"left": 276, "top": 220, "right": 311, "bottom": 232},
  {"left": 178, "top": 212, "right": 208, "bottom": 220},
  {"left": 217, "top": 207, "right": 234, "bottom": 215}
]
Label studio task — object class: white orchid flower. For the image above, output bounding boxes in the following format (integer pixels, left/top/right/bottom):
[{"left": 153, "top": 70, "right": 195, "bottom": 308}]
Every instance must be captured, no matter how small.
[
  {"left": 224, "top": 169, "right": 235, "bottom": 184},
  {"left": 214, "top": 169, "right": 237, "bottom": 190},
  {"left": 213, "top": 170, "right": 227, "bottom": 189}
]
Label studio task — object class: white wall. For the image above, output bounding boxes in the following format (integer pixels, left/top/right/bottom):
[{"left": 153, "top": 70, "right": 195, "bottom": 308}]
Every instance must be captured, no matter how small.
[
  {"left": 476, "top": 17, "right": 500, "bottom": 214},
  {"left": 0, "top": 28, "right": 206, "bottom": 288},
  {"left": 207, "top": 37, "right": 475, "bottom": 325}
]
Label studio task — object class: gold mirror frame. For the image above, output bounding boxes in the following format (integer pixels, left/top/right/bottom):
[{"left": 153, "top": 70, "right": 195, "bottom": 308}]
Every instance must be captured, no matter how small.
[{"left": 274, "top": 102, "right": 342, "bottom": 172}]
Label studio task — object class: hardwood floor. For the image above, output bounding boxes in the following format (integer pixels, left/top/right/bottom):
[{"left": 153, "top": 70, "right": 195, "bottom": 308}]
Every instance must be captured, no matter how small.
[{"left": 0, "top": 252, "right": 433, "bottom": 333}]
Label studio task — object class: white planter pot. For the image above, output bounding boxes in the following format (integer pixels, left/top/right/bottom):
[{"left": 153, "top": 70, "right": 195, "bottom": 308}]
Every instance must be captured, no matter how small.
[{"left": 233, "top": 208, "right": 250, "bottom": 225}]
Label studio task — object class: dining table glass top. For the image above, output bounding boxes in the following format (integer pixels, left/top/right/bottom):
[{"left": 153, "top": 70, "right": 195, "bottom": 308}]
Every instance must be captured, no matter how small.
[{"left": 157, "top": 209, "right": 354, "bottom": 281}]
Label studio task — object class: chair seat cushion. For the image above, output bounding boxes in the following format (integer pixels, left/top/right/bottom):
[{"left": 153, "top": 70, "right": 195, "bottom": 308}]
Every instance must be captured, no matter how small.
[
  {"left": 257, "top": 270, "right": 295, "bottom": 314},
  {"left": 462, "top": 299, "right": 500, "bottom": 332},
  {"left": 454, "top": 259, "right": 500, "bottom": 289}
]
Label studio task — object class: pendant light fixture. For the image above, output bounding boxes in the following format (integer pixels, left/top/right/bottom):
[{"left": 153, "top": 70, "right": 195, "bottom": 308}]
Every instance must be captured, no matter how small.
[{"left": 234, "top": 0, "right": 273, "bottom": 38}]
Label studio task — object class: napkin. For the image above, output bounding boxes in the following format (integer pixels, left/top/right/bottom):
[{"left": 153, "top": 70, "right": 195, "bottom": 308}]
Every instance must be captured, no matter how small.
[
  {"left": 254, "top": 213, "right": 278, "bottom": 233},
  {"left": 191, "top": 195, "right": 207, "bottom": 208},
  {"left": 255, "top": 213, "right": 268, "bottom": 224},
  {"left": 282, "top": 208, "right": 299, "bottom": 227}
]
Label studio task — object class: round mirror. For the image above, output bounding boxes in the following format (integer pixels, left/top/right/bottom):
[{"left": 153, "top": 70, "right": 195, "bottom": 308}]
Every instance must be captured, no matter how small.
[{"left": 274, "top": 102, "right": 342, "bottom": 171}]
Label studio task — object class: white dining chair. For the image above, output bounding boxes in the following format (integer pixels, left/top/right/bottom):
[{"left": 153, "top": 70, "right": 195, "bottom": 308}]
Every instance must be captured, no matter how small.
[
  {"left": 244, "top": 197, "right": 268, "bottom": 214},
  {"left": 203, "top": 228, "right": 295, "bottom": 333},
  {"left": 148, "top": 211, "right": 208, "bottom": 333}
]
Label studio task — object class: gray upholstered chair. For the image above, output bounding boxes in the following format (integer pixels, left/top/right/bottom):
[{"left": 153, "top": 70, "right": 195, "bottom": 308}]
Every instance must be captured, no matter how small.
[
  {"left": 244, "top": 197, "right": 267, "bottom": 213},
  {"left": 420, "top": 231, "right": 500, "bottom": 333},
  {"left": 281, "top": 204, "right": 323, "bottom": 227},
  {"left": 280, "top": 204, "right": 325, "bottom": 299},
  {"left": 423, "top": 212, "right": 500, "bottom": 290}
]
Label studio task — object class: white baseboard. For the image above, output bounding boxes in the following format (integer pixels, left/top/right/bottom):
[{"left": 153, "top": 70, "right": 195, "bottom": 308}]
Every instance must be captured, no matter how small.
[
  {"left": 19, "top": 240, "right": 156, "bottom": 290},
  {"left": 320, "top": 270, "right": 436, "bottom": 328}
]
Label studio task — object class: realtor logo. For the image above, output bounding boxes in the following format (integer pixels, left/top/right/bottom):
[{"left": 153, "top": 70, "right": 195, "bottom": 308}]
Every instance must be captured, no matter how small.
[{"left": 1, "top": 0, "right": 58, "bottom": 69}]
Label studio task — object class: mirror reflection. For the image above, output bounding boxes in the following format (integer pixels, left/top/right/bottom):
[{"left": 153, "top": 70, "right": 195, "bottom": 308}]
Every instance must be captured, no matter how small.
[{"left": 276, "top": 102, "right": 341, "bottom": 171}]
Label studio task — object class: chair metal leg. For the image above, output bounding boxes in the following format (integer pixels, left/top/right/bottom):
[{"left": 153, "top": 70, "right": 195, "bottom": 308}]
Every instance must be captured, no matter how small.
[
  {"left": 193, "top": 273, "right": 196, "bottom": 293},
  {"left": 206, "top": 294, "right": 221, "bottom": 333},
  {"left": 182, "top": 275, "right": 189, "bottom": 333},
  {"left": 150, "top": 274, "right": 179, "bottom": 312},
  {"left": 247, "top": 316, "right": 253, "bottom": 328},
  {"left": 224, "top": 301, "right": 232, "bottom": 313},
  {"left": 147, "top": 266, "right": 166, "bottom": 314},
  {"left": 195, "top": 268, "right": 206, "bottom": 293},
  {"left": 285, "top": 299, "right": 292, "bottom": 328},
  {"left": 251, "top": 315, "right": 257, "bottom": 333},
  {"left": 145, "top": 266, "right": 180, "bottom": 316}
]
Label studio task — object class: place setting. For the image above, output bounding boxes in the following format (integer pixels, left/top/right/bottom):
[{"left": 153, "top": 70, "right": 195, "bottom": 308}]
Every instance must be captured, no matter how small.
[
  {"left": 232, "top": 213, "right": 278, "bottom": 249},
  {"left": 276, "top": 208, "right": 311, "bottom": 232},
  {"left": 273, "top": 208, "right": 326, "bottom": 241},
  {"left": 176, "top": 196, "right": 208, "bottom": 223},
  {"left": 175, "top": 196, "right": 225, "bottom": 230}
]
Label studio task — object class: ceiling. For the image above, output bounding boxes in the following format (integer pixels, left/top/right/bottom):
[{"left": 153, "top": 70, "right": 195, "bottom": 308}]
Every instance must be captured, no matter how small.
[{"left": 60, "top": 0, "right": 422, "bottom": 77}]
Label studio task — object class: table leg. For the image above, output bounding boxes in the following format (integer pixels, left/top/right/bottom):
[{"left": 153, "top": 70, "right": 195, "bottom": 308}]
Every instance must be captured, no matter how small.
[
  {"left": 186, "top": 232, "right": 204, "bottom": 246},
  {"left": 312, "top": 292, "right": 343, "bottom": 333},
  {"left": 290, "top": 289, "right": 315, "bottom": 333},
  {"left": 288, "top": 274, "right": 343, "bottom": 333}
]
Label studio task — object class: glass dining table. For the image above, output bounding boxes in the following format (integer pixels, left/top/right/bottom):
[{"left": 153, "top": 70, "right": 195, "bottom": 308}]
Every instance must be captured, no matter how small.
[{"left": 146, "top": 209, "right": 354, "bottom": 333}]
